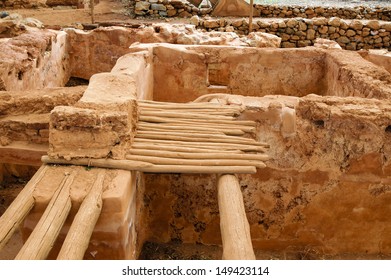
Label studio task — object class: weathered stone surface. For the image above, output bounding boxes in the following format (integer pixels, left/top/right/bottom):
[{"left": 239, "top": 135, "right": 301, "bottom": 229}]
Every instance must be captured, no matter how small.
[
  {"left": 328, "top": 17, "right": 341, "bottom": 27},
  {"left": 367, "top": 20, "right": 380, "bottom": 30},
  {"left": 350, "top": 20, "right": 364, "bottom": 30},
  {"left": 135, "top": 1, "right": 150, "bottom": 11}
]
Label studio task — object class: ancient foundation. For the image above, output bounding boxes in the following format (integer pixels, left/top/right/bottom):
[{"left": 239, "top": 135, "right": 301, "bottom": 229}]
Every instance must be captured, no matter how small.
[{"left": 1, "top": 23, "right": 391, "bottom": 259}]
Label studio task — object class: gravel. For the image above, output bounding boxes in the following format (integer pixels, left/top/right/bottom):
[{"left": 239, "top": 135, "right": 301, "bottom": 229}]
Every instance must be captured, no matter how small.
[{"left": 252, "top": 0, "right": 391, "bottom": 8}]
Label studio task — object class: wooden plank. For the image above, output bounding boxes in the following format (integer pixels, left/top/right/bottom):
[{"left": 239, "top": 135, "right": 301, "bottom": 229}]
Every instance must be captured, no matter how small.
[
  {"left": 57, "top": 170, "right": 105, "bottom": 260},
  {"left": 0, "top": 165, "right": 48, "bottom": 251},
  {"left": 218, "top": 174, "right": 256, "bottom": 260},
  {"left": 128, "top": 148, "right": 269, "bottom": 161},
  {"left": 126, "top": 154, "right": 266, "bottom": 168},
  {"left": 15, "top": 171, "right": 76, "bottom": 260}
]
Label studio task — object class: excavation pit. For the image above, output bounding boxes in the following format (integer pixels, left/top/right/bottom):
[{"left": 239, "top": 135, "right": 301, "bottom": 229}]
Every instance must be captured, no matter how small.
[{"left": 1, "top": 26, "right": 391, "bottom": 260}]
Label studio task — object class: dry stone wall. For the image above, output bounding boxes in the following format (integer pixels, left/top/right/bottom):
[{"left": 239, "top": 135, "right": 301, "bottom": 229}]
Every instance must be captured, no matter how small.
[
  {"left": 196, "top": 17, "right": 391, "bottom": 50},
  {"left": 134, "top": 0, "right": 391, "bottom": 21}
]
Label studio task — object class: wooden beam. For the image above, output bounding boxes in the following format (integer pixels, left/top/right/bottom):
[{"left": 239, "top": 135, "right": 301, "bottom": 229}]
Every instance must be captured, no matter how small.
[
  {"left": 139, "top": 121, "right": 254, "bottom": 133},
  {"left": 41, "top": 156, "right": 257, "bottom": 174},
  {"left": 133, "top": 138, "right": 269, "bottom": 151},
  {"left": 218, "top": 174, "right": 256, "bottom": 260},
  {"left": 126, "top": 154, "right": 266, "bottom": 168},
  {"left": 15, "top": 171, "right": 76, "bottom": 260},
  {"left": 135, "top": 133, "right": 264, "bottom": 146},
  {"left": 0, "top": 165, "right": 48, "bottom": 252},
  {"left": 57, "top": 170, "right": 105, "bottom": 260},
  {"left": 128, "top": 148, "right": 269, "bottom": 161},
  {"left": 141, "top": 110, "right": 235, "bottom": 120},
  {"left": 130, "top": 143, "right": 242, "bottom": 153},
  {"left": 139, "top": 115, "right": 256, "bottom": 126}
]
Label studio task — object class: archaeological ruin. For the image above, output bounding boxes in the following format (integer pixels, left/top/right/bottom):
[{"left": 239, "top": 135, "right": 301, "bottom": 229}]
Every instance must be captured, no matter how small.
[{"left": 1, "top": 0, "right": 391, "bottom": 260}]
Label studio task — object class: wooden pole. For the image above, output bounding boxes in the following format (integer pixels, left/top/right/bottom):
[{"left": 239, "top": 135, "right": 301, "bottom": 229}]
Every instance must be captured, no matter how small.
[
  {"left": 57, "top": 170, "right": 105, "bottom": 260},
  {"left": 139, "top": 121, "right": 254, "bottom": 133},
  {"left": 132, "top": 138, "right": 269, "bottom": 152},
  {"left": 139, "top": 115, "right": 256, "bottom": 126},
  {"left": 130, "top": 143, "right": 242, "bottom": 154},
  {"left": 15, "top": 171, "right": 76, "bottom": 260},
  {"left": 249, "top": 0, "right": 254, "bottom": 33},
  {"left": 135, "top": 133, "right": 264, "bottom": 146},
  {"left": 128, "top": 148, "right": 269, "bottom": 161},
  {"left": 41, "top": 156, "right": 257, "bottom": 174},
  {"left": 217, "top": 174, "right": 256, "bottom": 260},
  {"left": 126, "top": 154, "right": 266, "bottom": 168},
  {"left": 0, "top": 165, "right": 48, "bottom": 251}
]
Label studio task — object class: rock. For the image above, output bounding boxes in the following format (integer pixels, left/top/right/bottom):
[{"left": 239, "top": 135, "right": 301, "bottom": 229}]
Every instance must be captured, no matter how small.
[
  {"left": 282, "top": 41, "right": 296, "bottom": 48},
  {"left": 313, "top": 17, "right": 328, "bottom": 26},
  {"left": 246, "top": 32, "right": 281, "bottom": 48},
  {"left": 381, "top": 23, "right": 391, "bottom": 32},
  {"left": 298, "top": 21, "right": 307, "bottom": 31},
  {"left": 286, "top": 18, "right": 298, "bottom": 28},
  {"left": 314, "top": 38, "right": 342, "bottom": 49},
  {"left": 367, "top": 20, "right": 380, "bottom": 30},
  {"left": 203, "top": 19, "right": 220, "bottom": 29},
  {"left": 298, "top": 40, "right": 311, "bottom": 47},
  {"left": 232, "top": 19, "right": 243, "bottom": 28},
  {"left": 337, "top": 36, "right": 350, "bottom": 45},
  {"left": 167, "top": 9, "right": 177, "bottom": 17},
  {"left": 178, "top": 11, "right": 192, "bottom": 18},
  {"left": 328, "top": 17, "right": 341, "bottom": 27},
  {"left": 135, "top": 1, "right": 151, "bottom": 11},
  {"left": 151, "top": 4, "right": 166, "bottom": 11},
  {"left": 0, "top": 11, "right": 9, "bottom": 19},
  {"left": 306, "top": 29, "right": 316, "bottom": 40},
  {"left": 318, "top": 26, "right": 328, "bottom": 34},
  {"left": 225, "top": 26, "right": 234, "bottom": 32},
  {"left": 350, "top": 20, "right": 363, "bottom": 30},
  {"left": 22, "top": 18, "right": 44, "bottom": 29},
  {"left": 190, "top": 15, "right": 200, "bottom": 26},
  {"left": 346, "top": 29, "right": 356, "bottom": 37}
]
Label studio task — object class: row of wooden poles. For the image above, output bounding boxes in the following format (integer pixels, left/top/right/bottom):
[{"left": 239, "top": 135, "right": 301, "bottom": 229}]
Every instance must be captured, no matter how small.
[{"left": 0, "top": 165, "right": 105, "bottom": 260}]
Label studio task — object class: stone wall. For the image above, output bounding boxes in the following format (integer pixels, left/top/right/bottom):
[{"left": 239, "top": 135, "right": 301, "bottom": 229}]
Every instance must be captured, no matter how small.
[
  {"left": 255, "top": 4, "right": 391, "bottom": 21},
  {"left": 196, "top": 17, "right": 391, "bottom": 50},
  {"left": 134, "top": 0, "right": 391, "bottom": 21},
  {"left": 0, "top": 0, "right": 41, "bottom": 9}
]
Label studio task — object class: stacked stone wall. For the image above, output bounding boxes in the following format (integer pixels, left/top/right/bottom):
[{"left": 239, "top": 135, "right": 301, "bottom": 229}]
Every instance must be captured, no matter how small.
[
  {"left": 135, "top": 0, "right": 391, "bottom": 21},
  {"left": 196, "top": 17, "right": 391, "bottom": 50}
]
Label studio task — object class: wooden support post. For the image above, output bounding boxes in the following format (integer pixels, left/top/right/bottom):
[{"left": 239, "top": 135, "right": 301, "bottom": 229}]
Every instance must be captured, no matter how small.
[
  {"left": 217, "top": 174, "right": 256, "bottom": 260},
  {"left": 0, "top": 165, "right": 48, "bottom": 252},
  {"left": 15, "top": 171, "right": 76, "bottom": 260},
  {"left": 57, "top": 170, "right": 105, "bottom": 260}
]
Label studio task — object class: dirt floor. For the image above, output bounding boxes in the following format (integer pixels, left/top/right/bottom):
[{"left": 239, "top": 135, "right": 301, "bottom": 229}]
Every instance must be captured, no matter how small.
[{"left": 8, "top": 0, "right": 189, "bottom": 28}]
